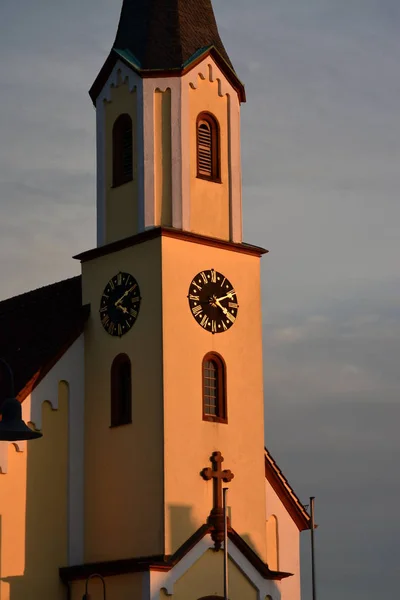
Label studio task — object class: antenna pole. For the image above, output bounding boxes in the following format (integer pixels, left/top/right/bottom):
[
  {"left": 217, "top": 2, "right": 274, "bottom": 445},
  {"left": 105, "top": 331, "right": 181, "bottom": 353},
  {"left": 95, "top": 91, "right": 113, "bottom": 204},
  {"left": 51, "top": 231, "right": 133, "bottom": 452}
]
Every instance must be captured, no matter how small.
[
  {"left": 310, "top": 496, "right": 317, "bottom": 600},
  {"left": 223, "top": 487, "right": 229, "bottom": 600}
]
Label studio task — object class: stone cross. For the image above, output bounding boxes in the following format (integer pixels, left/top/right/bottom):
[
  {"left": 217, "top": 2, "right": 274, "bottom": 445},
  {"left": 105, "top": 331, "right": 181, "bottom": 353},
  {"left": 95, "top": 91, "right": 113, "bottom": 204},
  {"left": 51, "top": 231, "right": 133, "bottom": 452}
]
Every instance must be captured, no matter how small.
[{"left": 201, "top": 451, "right": 234, "bottom": 549}]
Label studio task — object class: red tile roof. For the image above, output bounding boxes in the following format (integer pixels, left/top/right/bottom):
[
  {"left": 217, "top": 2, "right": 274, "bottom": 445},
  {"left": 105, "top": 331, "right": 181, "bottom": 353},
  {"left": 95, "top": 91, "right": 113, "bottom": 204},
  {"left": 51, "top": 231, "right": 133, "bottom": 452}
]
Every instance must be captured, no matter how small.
[{"left": 0, "top": 276, "right": 88, "bottom": 404}]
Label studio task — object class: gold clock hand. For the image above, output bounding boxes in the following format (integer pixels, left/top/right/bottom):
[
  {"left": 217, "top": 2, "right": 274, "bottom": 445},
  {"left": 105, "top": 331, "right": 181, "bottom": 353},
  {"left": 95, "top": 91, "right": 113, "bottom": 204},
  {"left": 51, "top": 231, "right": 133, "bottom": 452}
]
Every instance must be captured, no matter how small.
[
  {"left": 215, "top": 292, "right": 235, "bottom": 303},
  {"left": 215, "top": 299, "right": 228, "bottom": 315},
  {"left": 115, "top": 285, "right": 137, "bottom": 307},
  {"left": 116, "top": 304, "right": 129, "bottom": 314}
]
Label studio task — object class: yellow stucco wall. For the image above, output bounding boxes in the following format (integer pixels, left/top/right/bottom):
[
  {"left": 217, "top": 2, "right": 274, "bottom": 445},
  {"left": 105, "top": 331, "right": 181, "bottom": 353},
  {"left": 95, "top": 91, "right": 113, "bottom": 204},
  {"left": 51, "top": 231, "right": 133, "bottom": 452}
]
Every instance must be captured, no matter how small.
[
  {"left": 70, "top": 572, "right": 143, "bottom": 600},
  {"left": 266, "top": 515, "right": 279, "bottom": 570},
  {"left": 189, "top": 75, "right": 230, "bottom": 240},
  {"left": 154, "top": 88, "right": 172, "bottom": 226},
  {"left": 265, "top": 479, "right": 301, "bottom": 600},
  {"left": 171, "top": 549, "right": 257, "bottom": 600},
  {"left": 82, "top": 237, "right": 165, "bottom": 562},
  {"left": 0, "top": 389, "right": 68, "bottom": 600},
  {"left": 105, "top": 80, "right": 139, "bottom": 243},
  {"left": 161, "top": 235, "right": 267, "bottom": 560}
]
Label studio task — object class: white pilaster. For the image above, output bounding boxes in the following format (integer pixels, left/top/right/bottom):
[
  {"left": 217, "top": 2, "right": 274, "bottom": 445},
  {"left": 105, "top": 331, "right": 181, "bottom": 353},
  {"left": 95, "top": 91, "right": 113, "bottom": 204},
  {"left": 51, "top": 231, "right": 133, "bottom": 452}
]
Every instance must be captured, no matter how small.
[
  {"left": 96, "top": 98, "right": 106, "bottom": 246},
  {"left": 136, "top": 79, "right": 146, "bottom": 232},
  {"left": 142, "top": 80, "right": 156, "bottom": 229},
  {"left": 229, "top": 93, "right": 243, "bottom": 242},
  {"left": 170, "top": 78, "right": 184, "bottom": 229}
]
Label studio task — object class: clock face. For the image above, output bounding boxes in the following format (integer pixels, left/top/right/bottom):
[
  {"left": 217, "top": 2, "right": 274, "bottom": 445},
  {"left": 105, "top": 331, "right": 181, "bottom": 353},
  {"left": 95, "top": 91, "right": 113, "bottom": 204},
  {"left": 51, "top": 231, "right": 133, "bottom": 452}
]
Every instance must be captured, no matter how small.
[
  {"left": 188, "top": 269, "right": 239, "bottom": 334},
  {"left": 99, "top": 272, "right": 141, "bottom": 337}
]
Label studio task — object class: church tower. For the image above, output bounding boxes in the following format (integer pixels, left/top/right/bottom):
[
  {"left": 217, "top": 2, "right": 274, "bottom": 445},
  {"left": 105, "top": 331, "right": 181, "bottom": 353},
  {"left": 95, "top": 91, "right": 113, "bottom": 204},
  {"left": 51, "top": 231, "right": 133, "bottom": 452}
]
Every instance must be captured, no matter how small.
[
  {"left": 0, "top": 2, "right": 310, "bottom": 598},
  {"left": 64, "top": 1, "right": 308, "bottom": 598},
  {"left": 91, "top": 0, "right": 245, "bottom": 247}
]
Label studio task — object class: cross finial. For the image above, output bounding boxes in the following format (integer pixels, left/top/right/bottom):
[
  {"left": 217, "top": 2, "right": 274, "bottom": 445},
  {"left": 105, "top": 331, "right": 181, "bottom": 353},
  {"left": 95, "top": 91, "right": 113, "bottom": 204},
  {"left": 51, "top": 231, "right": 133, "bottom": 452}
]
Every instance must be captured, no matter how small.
[{"left": 201, "top": 451, "right": 234, "bottom": 550}]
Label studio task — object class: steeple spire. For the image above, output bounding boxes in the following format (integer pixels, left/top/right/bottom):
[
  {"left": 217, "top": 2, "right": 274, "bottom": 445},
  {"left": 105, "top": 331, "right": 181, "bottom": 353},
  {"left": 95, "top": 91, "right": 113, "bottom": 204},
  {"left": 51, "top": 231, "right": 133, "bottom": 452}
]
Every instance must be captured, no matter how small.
[{"left": 113, "top": 0, "right": 234, "bottom": 71}]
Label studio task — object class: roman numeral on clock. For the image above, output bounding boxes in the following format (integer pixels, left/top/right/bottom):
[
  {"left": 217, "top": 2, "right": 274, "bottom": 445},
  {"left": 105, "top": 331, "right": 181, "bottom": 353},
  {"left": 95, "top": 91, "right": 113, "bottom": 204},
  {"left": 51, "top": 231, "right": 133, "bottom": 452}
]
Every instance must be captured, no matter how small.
[{"left": 192, "top": 305, "right": 203, "bottom": 317}]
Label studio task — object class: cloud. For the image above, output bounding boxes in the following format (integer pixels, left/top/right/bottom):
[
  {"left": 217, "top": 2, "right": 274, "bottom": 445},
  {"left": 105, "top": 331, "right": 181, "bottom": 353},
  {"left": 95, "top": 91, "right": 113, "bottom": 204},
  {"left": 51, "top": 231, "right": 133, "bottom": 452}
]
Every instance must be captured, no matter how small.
[{"left": 0, "top": 0, "right": 399, "bottom": 598}]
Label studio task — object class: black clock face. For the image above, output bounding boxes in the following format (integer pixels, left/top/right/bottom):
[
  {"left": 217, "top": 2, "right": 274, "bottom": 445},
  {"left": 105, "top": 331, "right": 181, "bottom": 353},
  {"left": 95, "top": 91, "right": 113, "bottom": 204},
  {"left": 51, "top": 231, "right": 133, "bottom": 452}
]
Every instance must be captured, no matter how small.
[
  {"left": 188, "top": 269, "right": 239, "bottom": 334},
  {"left": 99, "top": 272, "right": 141, "bottom": 337}
]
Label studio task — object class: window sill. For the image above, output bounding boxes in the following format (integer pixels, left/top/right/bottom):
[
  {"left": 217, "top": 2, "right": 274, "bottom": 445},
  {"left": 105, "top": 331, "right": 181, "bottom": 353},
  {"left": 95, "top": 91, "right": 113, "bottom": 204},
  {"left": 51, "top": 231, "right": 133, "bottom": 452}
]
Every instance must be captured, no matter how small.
[
  {"left": 111, "top": 178, "right": 134, "bottom": 189},
  {"left": 203, "top": 416, "right": 228, "bottom": 424},
  {"left": 110, "top": 420, "right": 132, "bottom": 429},
  {"left": 196, "top": 175, "right": 222, "bottom": 184}
]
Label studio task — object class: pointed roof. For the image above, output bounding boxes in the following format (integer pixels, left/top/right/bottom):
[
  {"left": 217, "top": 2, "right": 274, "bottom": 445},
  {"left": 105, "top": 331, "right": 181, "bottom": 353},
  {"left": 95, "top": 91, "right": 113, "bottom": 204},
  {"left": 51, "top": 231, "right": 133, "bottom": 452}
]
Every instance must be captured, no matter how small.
[
  {"left": 90, "top": 0, "right": 245, "bottom": 103},
  {"left": 113, "top": 0, "right": 234, "bottom": 71}
]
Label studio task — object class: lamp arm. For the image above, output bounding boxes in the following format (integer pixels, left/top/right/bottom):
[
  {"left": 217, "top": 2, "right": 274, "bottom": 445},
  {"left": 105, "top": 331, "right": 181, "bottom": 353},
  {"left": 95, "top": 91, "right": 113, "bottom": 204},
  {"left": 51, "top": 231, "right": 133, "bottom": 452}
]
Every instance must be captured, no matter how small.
[
  {"left": 83, "top": 573, "right": 107, "bottom": 600},
  {"left": 0, "top": 358, "right": 15, "bottom": 398}
]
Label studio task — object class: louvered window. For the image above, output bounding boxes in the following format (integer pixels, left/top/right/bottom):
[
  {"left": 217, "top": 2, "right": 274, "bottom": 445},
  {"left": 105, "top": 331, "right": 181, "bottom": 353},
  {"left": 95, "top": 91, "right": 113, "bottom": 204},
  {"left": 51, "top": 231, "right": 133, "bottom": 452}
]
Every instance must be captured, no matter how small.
[
  {"left": 113, "top": 114, "right": 133, "bottom": 187},
  {"left": 197, "top": 113, "right": 220, "bottom": 181}
]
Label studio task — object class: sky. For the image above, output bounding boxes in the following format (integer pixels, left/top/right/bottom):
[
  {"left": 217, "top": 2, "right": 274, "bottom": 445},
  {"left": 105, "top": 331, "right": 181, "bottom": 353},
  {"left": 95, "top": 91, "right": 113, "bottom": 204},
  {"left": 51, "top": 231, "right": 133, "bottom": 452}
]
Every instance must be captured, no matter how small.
[{"left": 0, "top": 0, "right": 399, "bottom": 598}]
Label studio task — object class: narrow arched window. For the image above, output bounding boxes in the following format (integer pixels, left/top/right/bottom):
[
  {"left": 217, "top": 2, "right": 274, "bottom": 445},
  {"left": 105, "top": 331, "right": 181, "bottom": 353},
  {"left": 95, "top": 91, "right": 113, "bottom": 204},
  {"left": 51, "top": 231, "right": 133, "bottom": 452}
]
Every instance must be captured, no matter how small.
[
  {"left": 202, "top": 353, "right": 227, "bottom": 423},
  {"left": 197, "top": 112, "right": 220, "bottom": 182},
  {"left": 111, "top": 354, "right": 132, "bottom": 427},
  {"left": 113, "top": 114, "right": 133, "bottom": 187}
]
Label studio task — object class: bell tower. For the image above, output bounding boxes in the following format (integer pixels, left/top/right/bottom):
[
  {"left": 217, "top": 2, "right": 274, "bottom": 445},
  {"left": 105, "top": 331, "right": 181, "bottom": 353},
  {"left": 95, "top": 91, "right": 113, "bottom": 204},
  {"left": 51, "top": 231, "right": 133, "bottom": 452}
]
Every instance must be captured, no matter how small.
[
  {"left": 81, "top": 0, "right": 269, "bottom": 569},
  {"left": 92, "top": 0, "right": 246, "bottom": 246}
]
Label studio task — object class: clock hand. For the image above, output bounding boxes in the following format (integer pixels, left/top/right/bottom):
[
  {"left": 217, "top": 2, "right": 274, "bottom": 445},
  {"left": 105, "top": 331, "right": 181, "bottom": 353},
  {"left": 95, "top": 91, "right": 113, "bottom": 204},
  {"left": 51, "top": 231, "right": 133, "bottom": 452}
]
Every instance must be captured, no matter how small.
[
  {"left": 116, "top": 304, "right": 129, "bottom": 314},
  {"left": 215, "top": 292, "right": 235, "bottom": 303},
  {"left": 215, "top": 299, "right": 228, "bottom": 315},
  {"left": 115, "top": 285, "right": 137, "bottom": 307}
]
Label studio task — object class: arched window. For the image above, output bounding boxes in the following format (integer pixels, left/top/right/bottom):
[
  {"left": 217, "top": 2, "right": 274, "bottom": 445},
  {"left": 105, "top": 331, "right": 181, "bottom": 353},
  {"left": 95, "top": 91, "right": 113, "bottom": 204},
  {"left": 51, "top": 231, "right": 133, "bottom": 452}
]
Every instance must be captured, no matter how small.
[
  {"left": 202, "top": 353, "right": 227, "bottom": 423},
  {"left": 113, "top": 114, "right": 133, "bottom": 187},
  {"left": 111, "top": 354, "right": 132, "bottom": 427},
  {"left": 197, "top": 112, "right": 220, "bottom": 182}
]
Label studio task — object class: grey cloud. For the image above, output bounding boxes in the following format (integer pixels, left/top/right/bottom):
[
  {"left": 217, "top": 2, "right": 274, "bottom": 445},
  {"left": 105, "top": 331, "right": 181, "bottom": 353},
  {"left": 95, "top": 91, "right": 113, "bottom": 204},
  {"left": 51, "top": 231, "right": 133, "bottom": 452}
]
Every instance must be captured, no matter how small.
[{"left": 0, "top": 1, "right": 399, "bottom": 597}]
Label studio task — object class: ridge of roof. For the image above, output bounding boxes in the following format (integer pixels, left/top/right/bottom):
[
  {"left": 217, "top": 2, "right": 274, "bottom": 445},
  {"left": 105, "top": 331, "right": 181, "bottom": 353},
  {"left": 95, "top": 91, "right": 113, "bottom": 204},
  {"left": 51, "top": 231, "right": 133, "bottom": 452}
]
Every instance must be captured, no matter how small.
[
  {"left": 264, "top": 447, "right": 311, "bottom": 532},
  {"left": 60, "top": 523, "right": 292, "bottom": 583},
  {"left": 0, "top": 275, "right": 81, "bottom": 315},
  {"left": 0, "top": 276, "right": 87, "bottom": 403}
]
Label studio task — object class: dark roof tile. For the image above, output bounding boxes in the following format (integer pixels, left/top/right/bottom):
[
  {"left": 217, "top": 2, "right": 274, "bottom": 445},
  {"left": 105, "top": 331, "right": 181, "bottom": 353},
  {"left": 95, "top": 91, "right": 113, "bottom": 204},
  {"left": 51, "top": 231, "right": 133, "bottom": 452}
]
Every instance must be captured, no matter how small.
[
  {"left": 114, "top": 0, "right": 234, "bottom": 71},
  {"left": 0, "top": 276, "right": 86, "bottom": 404}
]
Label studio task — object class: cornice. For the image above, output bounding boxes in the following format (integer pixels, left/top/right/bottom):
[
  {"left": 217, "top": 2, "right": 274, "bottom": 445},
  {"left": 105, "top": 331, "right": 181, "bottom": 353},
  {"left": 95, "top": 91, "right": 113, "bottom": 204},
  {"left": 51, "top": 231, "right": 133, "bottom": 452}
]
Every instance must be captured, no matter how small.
[{"left": 74, "top": 227, "right": 268, "bottom": 263}]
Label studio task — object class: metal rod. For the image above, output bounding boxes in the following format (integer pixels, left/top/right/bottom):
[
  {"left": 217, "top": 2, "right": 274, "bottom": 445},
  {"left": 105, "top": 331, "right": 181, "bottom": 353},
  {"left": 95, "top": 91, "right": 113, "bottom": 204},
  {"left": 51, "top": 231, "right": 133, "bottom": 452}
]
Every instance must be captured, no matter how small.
[
  {"left": 0, "top": 357, "right": 15, "bottom": 398},
  {"left": 223, "top": 487, "right": 229, "bottom": 600},
  {"left": 83, "top": 573, "right": 107, "bottom": 600},
  {"left": 310, "top": 496, "right": 317, "bottom": 600}
]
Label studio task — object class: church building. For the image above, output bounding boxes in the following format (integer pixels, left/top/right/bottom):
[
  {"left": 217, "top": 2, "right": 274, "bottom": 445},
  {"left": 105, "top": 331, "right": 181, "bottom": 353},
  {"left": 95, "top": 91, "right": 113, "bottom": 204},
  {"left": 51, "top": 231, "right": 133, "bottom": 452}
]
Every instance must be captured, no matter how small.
[{"left": 0, "top": 1, "right": 311, "bottom": 599}]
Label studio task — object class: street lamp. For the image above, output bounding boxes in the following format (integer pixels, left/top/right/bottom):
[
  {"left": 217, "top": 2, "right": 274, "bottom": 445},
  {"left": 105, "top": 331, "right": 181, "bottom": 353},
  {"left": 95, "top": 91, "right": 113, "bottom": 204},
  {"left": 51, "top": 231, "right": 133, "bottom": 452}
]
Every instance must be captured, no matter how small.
[{"left": 0, "top": 358, "right": 42, "bottom": 441}]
